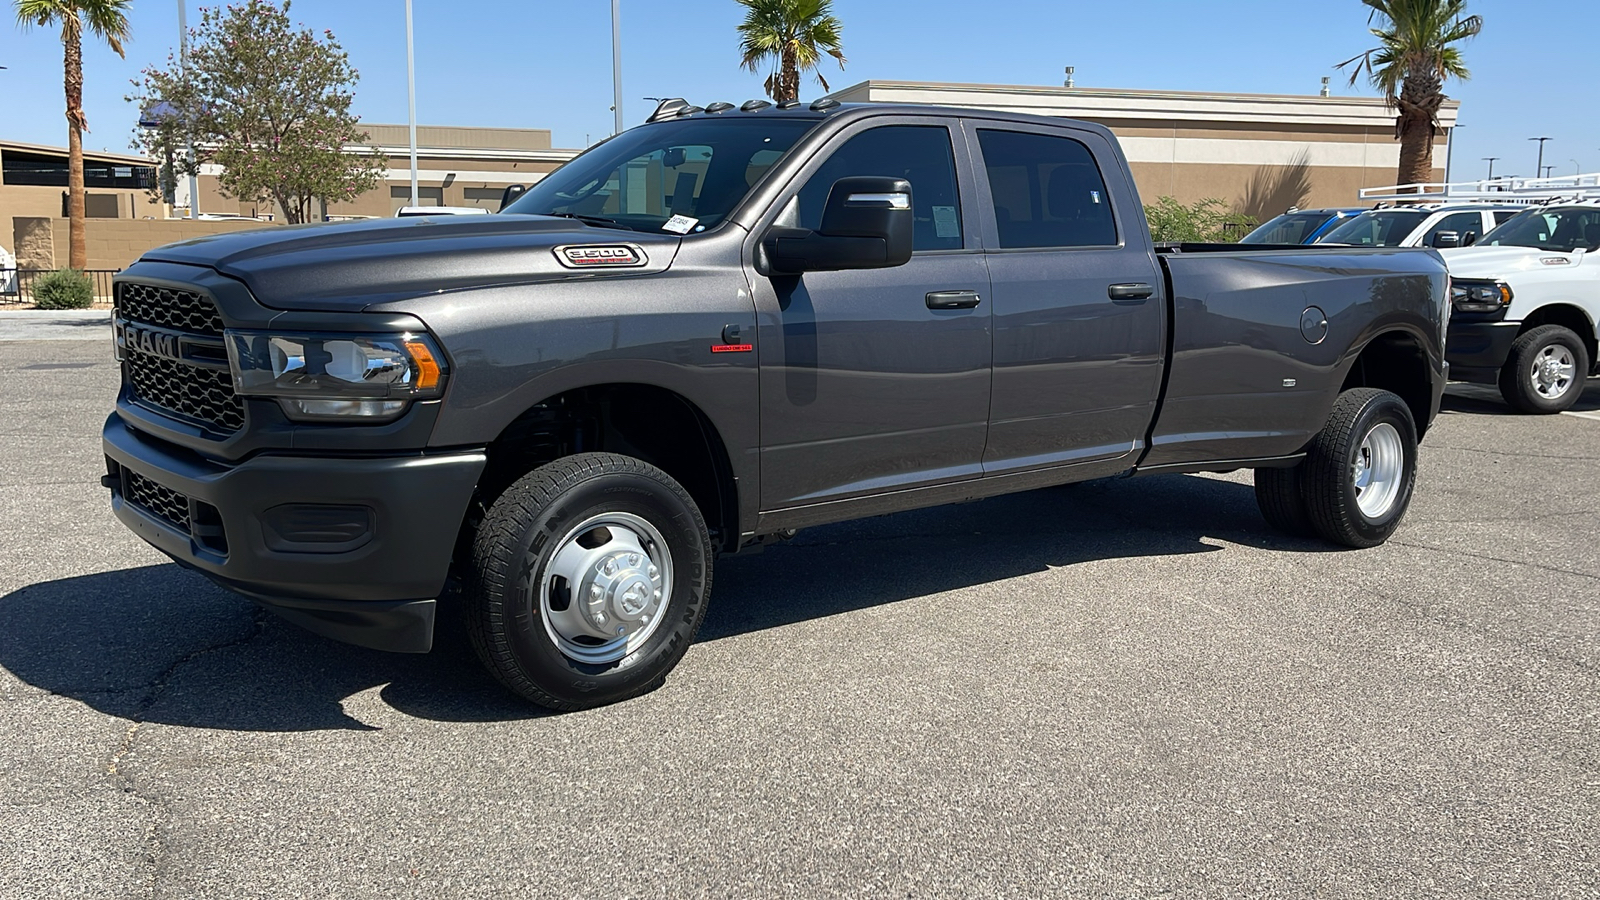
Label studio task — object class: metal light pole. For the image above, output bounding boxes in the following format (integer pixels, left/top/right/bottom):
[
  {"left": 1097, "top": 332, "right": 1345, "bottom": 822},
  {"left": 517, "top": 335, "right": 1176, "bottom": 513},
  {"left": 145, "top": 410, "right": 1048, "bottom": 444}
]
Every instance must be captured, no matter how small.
[
  {"left": 1445, "top": 124, "right": 1459, "bottom": 183},
  {"left": 1482, "top": 157, "right": 1498, "bottom": 180},
  {"left": 179, "top": 1, "right": 199, "bottom": 218},
  {"left": 610, "top": 0, "right": 624, "bottom": 135},
  {"left": 1529, "top": 136, "right": 1552, "bottom": 179},
  {"left": 1573, "top": 159, "right": 1583, "bottom": 176},
  {"left": 406, "top": 0, "right": 419, "bottom": 208}
]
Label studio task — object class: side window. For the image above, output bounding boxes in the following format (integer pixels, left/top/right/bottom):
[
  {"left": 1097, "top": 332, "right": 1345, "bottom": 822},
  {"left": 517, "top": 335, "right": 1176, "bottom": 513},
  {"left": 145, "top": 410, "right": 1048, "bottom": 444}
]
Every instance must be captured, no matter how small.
[
  {"left": 795, "top": 125, "right": 962, "bottom": 251},
  {"left": 1424, "top": 211, "right": 1483, "bottom": 244},
  {"left": 976, "top": 129, "right": 1117, "bottom": 249}
]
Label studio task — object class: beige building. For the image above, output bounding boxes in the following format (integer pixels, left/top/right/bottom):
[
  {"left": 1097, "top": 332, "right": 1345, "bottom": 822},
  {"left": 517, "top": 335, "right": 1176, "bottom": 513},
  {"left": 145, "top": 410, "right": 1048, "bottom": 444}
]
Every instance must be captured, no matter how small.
[
  {"left": 825, "top": 80, "right": 1460, "bottom": 219},
  {"left": 1, "top": 139, "right": 166, "bottom": 263},
  {"left": 187, "top": 124, "right": 581, "bottom": 220}
]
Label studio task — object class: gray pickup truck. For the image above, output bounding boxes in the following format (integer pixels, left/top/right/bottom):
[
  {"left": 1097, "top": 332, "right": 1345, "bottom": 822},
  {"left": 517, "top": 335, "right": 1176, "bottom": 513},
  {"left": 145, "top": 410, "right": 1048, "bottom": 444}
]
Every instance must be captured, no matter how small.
[{"left": 103, "top": 101, "right": 1448, "bottom": 709}]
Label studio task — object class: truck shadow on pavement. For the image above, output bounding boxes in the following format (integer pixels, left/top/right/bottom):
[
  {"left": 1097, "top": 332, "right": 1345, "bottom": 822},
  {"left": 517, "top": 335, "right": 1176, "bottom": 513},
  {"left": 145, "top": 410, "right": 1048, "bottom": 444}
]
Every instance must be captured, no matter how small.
[
  {"left": 0, "top": 472, "right": 1330, "bottom": 731},
  {"left": 1441, "top": 379, "right": 1600, "bottom": 416}
]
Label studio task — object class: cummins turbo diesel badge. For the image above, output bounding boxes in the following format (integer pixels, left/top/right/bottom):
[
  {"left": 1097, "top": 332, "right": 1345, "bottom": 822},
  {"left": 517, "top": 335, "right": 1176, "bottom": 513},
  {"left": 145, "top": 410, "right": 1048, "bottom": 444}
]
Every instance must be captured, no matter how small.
[{"left": 554, "top": 244, "right": 648, "bottom": 269}]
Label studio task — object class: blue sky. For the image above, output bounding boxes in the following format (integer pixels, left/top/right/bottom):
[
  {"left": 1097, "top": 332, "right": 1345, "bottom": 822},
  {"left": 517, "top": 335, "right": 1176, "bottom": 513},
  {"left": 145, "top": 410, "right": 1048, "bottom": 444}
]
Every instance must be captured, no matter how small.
[{"left": 2, "top": 0, "right": 1595, "bottom": 183}]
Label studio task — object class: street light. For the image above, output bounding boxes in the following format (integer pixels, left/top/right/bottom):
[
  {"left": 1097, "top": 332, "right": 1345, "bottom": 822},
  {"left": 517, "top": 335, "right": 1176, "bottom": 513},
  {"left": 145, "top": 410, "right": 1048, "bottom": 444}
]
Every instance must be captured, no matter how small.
[
  {"left": 1540, "top": 165, "right": 1556, "bottom": 178},
  {"left": 178, "top": 1, "right": 199, "bottom": 217},
  {"left": 406, "top": 0, "right": 419, "bottom": 208},
  {"left": 1482, "top": 157, "right": 1499, "bottom": 180},
  {"left": 610, "top": 0, "right": 623, "bottom": 135},
  {"left": 1529, "top": 136, "right": 1552, "bottom": 177},
  {"left": 1575, "top": 159, "right": 1584, "bottom": 176}
]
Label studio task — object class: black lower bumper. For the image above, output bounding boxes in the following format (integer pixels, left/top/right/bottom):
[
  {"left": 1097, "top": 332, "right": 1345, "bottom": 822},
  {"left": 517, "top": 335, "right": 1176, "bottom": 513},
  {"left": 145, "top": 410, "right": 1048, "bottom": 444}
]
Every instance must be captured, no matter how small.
[
  {"left": 102, "top": 414, "right": 486, "bottom": 652},
  {"left": 1446, "top": 319, "right": 1521, "bottom": 384}
]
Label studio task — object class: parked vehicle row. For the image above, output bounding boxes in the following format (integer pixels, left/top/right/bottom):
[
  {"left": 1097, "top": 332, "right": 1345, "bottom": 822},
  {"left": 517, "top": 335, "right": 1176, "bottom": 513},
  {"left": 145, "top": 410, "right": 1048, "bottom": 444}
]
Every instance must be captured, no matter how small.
[{"left": 1246, "top": 193, "right": 1598, "bottom": 414}]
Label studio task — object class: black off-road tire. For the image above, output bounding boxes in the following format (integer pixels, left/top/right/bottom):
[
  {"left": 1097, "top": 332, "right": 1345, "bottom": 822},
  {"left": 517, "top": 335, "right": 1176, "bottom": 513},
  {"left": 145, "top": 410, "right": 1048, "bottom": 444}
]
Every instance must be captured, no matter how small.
[
  {"left": 1253, "top": 465, "right": 1314, "bottom": 538},
  {"left": 467, "top": 452, "right": 712, "bottom": 710},
  {"left": 1497, "top": 324, "right": 1590, "bottom": 414},
  {"left": 1300, "top": 388, "right": 1418, "bottom": 549}
]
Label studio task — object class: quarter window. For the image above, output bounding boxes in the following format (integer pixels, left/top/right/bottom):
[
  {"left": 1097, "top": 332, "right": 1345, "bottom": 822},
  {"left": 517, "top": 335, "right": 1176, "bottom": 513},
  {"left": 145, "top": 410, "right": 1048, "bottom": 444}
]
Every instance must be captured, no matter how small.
[
  {"left": 976, "top": 129, "right": 1117, "bottom": 249},
  {"left": 794, "top": 125, "right": 963, "bottom": 251}
]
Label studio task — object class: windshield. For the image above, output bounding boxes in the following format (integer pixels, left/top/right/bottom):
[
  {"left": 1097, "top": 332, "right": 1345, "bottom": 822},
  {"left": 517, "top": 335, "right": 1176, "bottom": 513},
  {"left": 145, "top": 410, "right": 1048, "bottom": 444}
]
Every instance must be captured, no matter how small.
[
  {"left": 1317, "top": 209, "right": 1428, "bottom": 246},
  {"left": 502, "top": 118, "right": 819, "bottom": 233},
  {"left": 1480, "top": 207, "right": 1600, "bottom": 252},
  {"left": 1240, "top": 212, "right": 1333, "bottom": 244}
]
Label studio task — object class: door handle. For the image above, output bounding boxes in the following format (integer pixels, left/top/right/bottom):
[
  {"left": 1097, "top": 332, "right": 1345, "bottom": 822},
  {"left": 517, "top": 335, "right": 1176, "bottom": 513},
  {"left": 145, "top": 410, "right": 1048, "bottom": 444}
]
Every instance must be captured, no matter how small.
[
  {"left": 927, "top": 290, "right": 981, "bottom": 310},
  {"left": 1108, "top": 283, "right": 1154, "bottom": 303}
]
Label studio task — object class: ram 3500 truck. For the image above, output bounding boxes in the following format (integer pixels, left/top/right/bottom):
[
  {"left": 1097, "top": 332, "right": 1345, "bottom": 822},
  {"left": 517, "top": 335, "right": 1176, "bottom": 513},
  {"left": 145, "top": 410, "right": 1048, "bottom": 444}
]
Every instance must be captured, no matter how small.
[
  {"left": 1441, "top": 203, "right": 1600, "bottom": 413},
  {"left": 103, "top": 101, "right": 1448, "bottom": 709}
]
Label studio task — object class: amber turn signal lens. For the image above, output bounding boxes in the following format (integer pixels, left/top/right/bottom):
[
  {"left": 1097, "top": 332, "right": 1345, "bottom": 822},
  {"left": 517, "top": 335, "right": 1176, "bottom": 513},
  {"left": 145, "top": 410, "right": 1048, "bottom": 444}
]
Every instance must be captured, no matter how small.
[{"left": 405, "top": 340, "right": 442, "bottom": 390}]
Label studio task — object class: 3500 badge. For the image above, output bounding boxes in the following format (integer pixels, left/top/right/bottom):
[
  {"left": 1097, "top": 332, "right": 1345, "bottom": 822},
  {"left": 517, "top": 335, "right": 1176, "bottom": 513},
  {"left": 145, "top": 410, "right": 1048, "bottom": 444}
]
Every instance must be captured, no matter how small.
[{"left": 554, "top": 244, "right": 649, "bottom": 269}]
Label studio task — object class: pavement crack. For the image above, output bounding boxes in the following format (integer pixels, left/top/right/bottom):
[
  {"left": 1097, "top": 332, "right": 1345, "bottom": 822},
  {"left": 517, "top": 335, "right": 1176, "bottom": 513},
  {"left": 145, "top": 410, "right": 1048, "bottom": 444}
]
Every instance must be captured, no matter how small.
[
  {"left": 1387, "top": 537, "right": 1600, "bottom": 582},
  {"left": 101, "top": 607, "right": 267, "bottom": 900}
]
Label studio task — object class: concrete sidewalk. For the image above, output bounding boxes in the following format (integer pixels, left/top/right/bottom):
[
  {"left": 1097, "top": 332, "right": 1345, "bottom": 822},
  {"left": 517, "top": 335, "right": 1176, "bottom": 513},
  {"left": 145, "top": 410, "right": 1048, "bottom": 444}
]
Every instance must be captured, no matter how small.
[{"left": 0, "top": 309, "right": 112, "bottom": 341}]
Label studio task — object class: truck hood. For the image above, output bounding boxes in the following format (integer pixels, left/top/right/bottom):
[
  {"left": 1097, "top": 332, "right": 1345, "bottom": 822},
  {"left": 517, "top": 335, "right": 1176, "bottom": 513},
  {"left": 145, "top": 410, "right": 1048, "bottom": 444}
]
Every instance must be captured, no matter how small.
[
  {"left": 1439, "top": 244, "right": 1586, "bottom": 279},
  {"left": 139, "top": 214, "right": 683, "bottom": 311}
]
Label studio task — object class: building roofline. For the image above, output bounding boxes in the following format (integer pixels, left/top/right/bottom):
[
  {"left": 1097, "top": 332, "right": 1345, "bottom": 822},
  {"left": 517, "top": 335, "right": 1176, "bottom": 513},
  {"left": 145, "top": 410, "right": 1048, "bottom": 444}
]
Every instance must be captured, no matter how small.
[
  {"left": 826, "top": 79, "right": 1461, "bottom": 108},
  {"left": 823, "top": 79, "right": 1460, "bottom": 129},
  {"left": 0, "top": 139, "right": 155, "bottom": 166}
]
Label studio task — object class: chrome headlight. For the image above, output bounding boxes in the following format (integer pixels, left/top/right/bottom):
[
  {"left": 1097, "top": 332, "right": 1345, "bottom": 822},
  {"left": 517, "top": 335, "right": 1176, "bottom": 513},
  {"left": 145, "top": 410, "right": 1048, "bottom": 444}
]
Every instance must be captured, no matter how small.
[
  {"left": 1448, "top": 280, "right": 1513, "bottom": 314},
  {"left": 225, "top": 331, "right": 446, "bottom": 422}
]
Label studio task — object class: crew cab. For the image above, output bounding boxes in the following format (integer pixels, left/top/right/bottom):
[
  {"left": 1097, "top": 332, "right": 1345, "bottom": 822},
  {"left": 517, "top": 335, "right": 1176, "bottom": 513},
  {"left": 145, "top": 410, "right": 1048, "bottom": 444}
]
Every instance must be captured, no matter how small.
[
  {"left": 1442, "top": 203, "right": 1600, "bottom": 412},
  {"left": 101, "top": 101, "right": 1448, "bottom": 709},
  {"left": 1317, "top": 203, "right": 1524, "bottom": 250}
]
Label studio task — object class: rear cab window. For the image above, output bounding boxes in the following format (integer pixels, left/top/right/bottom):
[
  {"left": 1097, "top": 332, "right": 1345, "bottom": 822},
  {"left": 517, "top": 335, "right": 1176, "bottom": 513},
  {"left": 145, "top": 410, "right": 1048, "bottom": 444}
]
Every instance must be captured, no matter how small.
[{"left": 974, "top": 129, "right": 1118, "bottom": 249}]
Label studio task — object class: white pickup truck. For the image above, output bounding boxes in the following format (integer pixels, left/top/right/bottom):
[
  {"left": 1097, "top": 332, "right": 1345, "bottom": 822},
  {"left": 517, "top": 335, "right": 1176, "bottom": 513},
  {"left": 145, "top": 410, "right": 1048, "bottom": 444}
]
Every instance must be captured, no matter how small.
[{"left": 1443, "top": 203, "right": 1600, "bottom": 413}]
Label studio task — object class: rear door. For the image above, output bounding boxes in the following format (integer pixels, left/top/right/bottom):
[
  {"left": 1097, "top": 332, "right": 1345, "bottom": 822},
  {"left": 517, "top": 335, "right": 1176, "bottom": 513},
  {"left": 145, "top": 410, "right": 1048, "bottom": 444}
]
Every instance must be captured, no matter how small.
[{"left": 964, "top": 120, "right": 1165, "bottom": 477}]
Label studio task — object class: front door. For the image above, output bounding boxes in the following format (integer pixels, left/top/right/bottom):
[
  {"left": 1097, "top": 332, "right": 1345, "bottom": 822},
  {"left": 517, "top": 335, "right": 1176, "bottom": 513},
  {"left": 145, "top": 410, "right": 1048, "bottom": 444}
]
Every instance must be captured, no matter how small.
[
  {"left": 746, "top": 119, "right": 992, "bottom": 509},
  {"left": 965, "top": 121, "right": 1166, "bottom": 477}
]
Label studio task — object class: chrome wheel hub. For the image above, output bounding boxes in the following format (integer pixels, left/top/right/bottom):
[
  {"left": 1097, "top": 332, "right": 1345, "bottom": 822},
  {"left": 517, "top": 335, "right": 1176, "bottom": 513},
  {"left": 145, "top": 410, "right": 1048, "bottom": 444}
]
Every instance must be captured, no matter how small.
[
  {"left": 1352, "top": 422, "right": 1404, "bottom": 519},
  {"left": 1531, "top": 345, "right": 1576, "bottom": 400},
  {"left": 540, "top": 512, "right": 672, "bottom": 665}
]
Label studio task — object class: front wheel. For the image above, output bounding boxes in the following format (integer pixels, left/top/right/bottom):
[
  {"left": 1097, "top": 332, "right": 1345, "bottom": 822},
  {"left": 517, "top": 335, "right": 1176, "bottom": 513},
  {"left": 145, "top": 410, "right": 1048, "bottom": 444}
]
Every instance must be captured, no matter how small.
[
  {"left": 1498, "top": 324, "right": 1590, "bottom": 414},
  {"left": 467, "top": 453, "right": 712, "bottom": 710},
  {"left": 1297, "top": 388, "right": 1419, "bottom": 549}
]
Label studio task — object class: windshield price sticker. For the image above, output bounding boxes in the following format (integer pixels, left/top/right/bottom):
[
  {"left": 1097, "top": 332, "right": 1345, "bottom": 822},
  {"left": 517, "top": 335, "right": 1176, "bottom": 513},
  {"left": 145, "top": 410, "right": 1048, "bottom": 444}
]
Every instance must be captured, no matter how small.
[
  {"left": 555, "top": 244, "right": 648, "bottom": 269},
  {"left": 662, "top": 215, "right": 699, "bottom": 235}
]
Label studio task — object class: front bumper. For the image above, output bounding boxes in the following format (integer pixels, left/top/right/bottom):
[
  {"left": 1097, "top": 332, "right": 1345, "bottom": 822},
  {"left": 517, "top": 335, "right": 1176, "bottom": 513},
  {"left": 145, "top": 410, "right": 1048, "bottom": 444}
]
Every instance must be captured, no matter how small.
[
  {"left": 102, "top": 414, "right": 485, "bottom": 652},
  {"left": 1446, "top": 319, "right": 1521, "bottom": 384}
]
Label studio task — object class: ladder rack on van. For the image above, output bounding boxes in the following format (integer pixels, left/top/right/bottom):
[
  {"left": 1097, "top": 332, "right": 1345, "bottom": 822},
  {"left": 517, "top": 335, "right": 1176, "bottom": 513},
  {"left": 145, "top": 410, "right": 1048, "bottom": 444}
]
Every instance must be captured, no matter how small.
[{"left": 1360, "top": 173, "right": 1600, "bottom": 205}]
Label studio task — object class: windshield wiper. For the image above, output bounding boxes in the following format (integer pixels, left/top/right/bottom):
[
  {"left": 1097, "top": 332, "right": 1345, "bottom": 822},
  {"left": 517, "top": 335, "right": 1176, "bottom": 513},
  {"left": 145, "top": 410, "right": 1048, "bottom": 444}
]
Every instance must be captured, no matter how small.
[{"left": 541, "top": 212, "right": 636, "bottom": 232}]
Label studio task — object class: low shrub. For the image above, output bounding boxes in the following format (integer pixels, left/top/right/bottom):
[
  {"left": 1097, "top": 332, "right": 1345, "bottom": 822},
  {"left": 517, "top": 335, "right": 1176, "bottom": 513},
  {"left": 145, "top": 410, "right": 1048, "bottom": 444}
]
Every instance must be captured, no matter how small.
[{"left": 31, "top": 269, "right": 95, "bottom": 310}]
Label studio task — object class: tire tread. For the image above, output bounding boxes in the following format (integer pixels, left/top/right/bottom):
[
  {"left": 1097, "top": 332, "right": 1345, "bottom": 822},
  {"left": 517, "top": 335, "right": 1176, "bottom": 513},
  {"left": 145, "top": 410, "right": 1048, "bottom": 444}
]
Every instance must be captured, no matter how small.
[{"left": 466, "top": 452, "right": 711, "bottom": 710}]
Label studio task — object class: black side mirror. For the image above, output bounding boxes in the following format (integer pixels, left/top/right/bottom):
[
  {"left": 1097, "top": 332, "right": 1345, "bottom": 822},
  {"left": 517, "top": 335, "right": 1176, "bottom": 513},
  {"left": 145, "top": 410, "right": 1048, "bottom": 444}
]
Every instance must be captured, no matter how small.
[
  {"left": 499, "top": 184, "right": 527, "bottom": 212},
  {"left": 763, "top": 176, "right": 914, "bottom": 274},
  {"left": 1462, "top": 231, "right": 1478, "bottom": 246},
  {"left": 1431, "top": 230, "right": 1461, "bottom": 249}
]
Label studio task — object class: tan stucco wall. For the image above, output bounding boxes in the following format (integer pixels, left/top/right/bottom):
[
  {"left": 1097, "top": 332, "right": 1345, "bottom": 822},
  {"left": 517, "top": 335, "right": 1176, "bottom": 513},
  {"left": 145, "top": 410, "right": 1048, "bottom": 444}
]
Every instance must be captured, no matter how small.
[{"left": 40, "top": 218, "right": 281, "bottom": 271}]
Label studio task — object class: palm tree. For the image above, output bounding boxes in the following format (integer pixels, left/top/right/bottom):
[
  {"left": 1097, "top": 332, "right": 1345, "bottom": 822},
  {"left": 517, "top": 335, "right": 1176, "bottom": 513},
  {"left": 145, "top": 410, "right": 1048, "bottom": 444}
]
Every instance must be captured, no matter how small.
[
  {"left": 1338, "top": 0, "right": 1481, "bottom": 190},
  {"left": 15, "top": 0, "right": 132, "bottom": 270},
  {"left": 736, "top": 0, "right": 845, "bottom": 104}
]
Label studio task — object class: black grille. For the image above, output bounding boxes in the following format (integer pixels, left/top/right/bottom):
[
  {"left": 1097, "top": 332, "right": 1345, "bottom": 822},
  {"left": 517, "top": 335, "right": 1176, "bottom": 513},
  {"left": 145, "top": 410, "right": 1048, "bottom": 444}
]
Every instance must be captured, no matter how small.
[
  {"left": 117, "top": 282, "right": 245, "bottom": 435},
  {"left": 125, "top": 351, "right": 246, "bottom": 433},
  {"left": 123, "top": 469, "right": 191, "bottom": 533},
  {"left": 116, "top": 282, "right": 225, "bottom": 336}
]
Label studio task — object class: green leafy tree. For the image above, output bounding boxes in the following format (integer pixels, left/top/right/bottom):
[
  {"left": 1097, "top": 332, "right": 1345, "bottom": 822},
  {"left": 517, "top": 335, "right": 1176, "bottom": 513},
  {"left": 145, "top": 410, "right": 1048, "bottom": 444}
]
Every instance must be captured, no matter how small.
[
  {"left": 15, "top": 0, "right": 132, "bottom": 270},
  {"left": 129, "top": 0, "right": 385, "bottom": 224},
  {"left": 1144, "top": 197, "right": 1257, "bottom": 244},
  {"left": 736, "top": 0, "right": 846, "bottom": 104},
  {"left": 1338, "top": 0, "right": 1481, "bottom": 189}
]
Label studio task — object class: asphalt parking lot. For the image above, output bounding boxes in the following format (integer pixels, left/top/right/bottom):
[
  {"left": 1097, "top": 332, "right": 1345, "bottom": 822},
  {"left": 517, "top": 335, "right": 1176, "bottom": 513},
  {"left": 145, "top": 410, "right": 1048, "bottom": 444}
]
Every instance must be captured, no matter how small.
[{"left": 2, "top": 337, "right": 1597, "bottom": 899}]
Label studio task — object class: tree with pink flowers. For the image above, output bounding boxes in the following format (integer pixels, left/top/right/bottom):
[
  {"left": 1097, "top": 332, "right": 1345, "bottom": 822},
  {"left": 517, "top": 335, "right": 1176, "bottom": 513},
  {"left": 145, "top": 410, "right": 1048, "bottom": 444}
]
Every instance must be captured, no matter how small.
[{"left": 128, "top": 0, "right": 385, "bottom": 224}]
